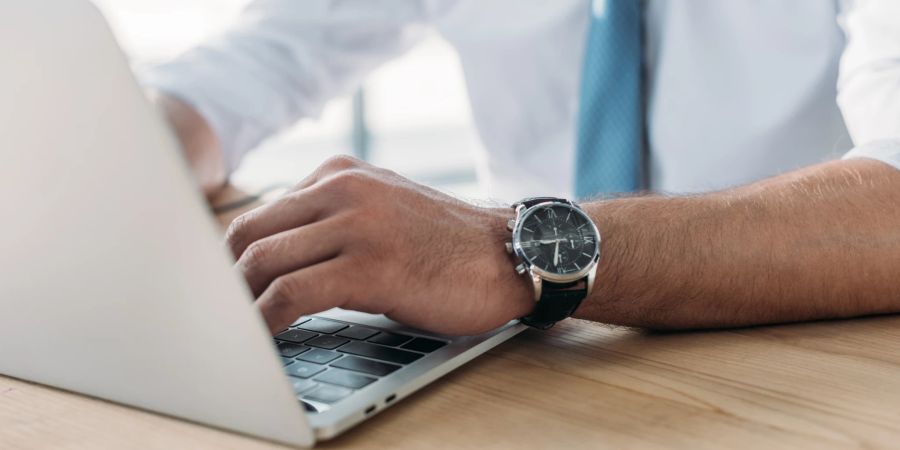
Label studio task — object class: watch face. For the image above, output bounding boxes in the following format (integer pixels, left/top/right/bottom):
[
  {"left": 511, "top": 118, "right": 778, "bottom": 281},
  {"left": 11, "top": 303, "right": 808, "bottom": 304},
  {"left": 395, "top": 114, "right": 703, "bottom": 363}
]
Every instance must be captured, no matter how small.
[{"left": 516, "top": 204, "right": 599, "bottom": 277}]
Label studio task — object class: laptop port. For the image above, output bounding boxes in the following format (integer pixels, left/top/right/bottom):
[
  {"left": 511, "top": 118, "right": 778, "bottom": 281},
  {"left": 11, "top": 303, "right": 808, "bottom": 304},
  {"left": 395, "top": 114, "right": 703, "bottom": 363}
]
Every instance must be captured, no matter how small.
[
  {"left": 385, "top": 394, "right": 397, "bottom": 404},
  {"left": 365, "top": 405, "right": 376, "bottom": 415}
]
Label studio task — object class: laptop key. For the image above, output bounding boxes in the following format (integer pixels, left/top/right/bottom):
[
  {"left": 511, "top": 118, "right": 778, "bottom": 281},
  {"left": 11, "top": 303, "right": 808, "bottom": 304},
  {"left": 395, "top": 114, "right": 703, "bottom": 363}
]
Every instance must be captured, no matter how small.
[
  {"left": 297, "top": 319, "right": 348, "bottom": 334},
  {"left": 335, "top": 326, "right": 379, "bottom": 341},
  {"left": 303, "top": 384, "right": 354, "bottom": 404},
  {"left": 367, "top": 332, "right": 413, "bottom": 347},
  {"left": 275, "top": 329, "right": 317, "bottom": 344},
  {"left": 339, "top": 341, "right": 423, "bottom": 365},
  {"left": 277, "top": 342, "right": 309, "bottom": 358},
  {"left": 297, "top": 348, "right": 342, "bottom": 365},
  {"left": 286, "top": 361, "right": 327, "bottom": 379},
  {"left": 306, "top": 336, "right": 350, "bottom": 350},
  {"left": 332, "top": 355, "right": 401, "bottom": 377},
  {"left": 401, "top": 337, "right": 448, "bottom": 353},
  {"left": 280, "top": 357, "right": 295, "bottom": 366},
  {"left": 315, "top": 369, "right": 377, "bottom": 389},
  {"left": 287, "top": 377, "right": 319, "bottom": 394},
  {"left": 299, "top": 400, "right": 319, "bottom": 413}
]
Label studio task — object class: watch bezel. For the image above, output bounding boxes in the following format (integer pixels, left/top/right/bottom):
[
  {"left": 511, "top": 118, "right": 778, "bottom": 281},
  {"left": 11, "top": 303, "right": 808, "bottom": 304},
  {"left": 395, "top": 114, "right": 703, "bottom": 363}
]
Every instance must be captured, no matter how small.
[{"left": 511, "top": 201, "right": 601, "bottom": 284}]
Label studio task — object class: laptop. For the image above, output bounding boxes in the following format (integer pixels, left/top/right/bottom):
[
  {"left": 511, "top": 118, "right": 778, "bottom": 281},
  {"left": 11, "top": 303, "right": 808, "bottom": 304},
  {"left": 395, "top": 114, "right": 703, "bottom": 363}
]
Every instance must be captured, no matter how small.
[{"left": 0, "top": 1, "right": 526, "bottom": 447}]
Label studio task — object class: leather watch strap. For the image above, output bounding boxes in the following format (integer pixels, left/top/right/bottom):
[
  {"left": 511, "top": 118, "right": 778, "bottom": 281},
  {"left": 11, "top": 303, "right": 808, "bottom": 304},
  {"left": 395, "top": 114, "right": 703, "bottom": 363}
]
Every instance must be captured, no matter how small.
[
  {"left": 514, "top": 197, "right": 572, "bottom": 210},
  {"left": 520, "top": 280, "right": 587, "bottom": 330}
]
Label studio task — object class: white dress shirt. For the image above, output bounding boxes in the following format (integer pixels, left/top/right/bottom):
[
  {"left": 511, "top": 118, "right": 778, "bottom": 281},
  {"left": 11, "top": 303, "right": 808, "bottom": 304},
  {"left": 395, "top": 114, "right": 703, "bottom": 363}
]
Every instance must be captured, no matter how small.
[{"left": 142, "top": 0, "right": 900, "bottom": 202}]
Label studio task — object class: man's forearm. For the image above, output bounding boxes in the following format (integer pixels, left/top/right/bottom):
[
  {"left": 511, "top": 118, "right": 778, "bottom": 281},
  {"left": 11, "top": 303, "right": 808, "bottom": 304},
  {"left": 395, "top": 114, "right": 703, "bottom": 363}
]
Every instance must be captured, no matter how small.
[
  {"left": 149, "top": 91, "right": 227, "bottom": 196},
  {"left": 576, "top": 158, "right": 900, "bottom": 329}
]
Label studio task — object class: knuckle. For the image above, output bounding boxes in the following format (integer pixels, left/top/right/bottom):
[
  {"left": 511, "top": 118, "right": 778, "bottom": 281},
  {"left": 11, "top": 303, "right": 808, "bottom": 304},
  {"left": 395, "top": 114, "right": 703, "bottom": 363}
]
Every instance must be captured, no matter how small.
[
  {"left": 325, "top": 169, "right": 373, "bottom": 194},
  {"left": 372, "top": 165, "right": 399, "bottom": 180},
  {"left": 322, "top": 154, "right": 362, "bottom": 172}
]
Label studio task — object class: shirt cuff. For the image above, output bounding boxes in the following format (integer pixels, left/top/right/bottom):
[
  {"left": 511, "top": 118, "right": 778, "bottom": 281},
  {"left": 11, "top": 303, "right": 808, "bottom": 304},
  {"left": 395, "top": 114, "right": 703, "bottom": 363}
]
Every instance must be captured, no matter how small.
[
  {"left": 139, "top": 63, "right": 262, "bottom": 175},
  {"left": 842, "top": 139, "right": 900, "bottom": 171}
]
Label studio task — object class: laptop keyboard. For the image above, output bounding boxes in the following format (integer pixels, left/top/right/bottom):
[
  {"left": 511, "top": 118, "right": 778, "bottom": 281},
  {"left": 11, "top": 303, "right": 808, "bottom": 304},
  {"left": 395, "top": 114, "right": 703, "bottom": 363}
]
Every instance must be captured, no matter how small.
[{"left": 274, "top": 317, "right": 448, "bottom": 411}]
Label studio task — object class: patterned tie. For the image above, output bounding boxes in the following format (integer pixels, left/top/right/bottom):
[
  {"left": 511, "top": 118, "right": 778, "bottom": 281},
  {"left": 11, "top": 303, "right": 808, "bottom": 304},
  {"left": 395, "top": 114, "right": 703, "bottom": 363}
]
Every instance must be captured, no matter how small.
[{"left": 574, "top": 0, "right": 643, "bottom": 199}]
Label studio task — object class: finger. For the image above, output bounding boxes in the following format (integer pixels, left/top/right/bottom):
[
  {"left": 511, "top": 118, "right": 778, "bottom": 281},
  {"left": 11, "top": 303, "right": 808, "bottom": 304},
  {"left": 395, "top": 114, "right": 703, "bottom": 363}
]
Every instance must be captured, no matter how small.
[
  {"left": 225, "top": 186, "right": 332, "bottom": 260},
  {"left": 238, "top": 218, "right": 346, "bottom": 297},
  {"left": 257, "top": 258, "right": 354, "bottom": 334},
  {"left": 225, "top": 158, "right": 368, "bottom": 259}
]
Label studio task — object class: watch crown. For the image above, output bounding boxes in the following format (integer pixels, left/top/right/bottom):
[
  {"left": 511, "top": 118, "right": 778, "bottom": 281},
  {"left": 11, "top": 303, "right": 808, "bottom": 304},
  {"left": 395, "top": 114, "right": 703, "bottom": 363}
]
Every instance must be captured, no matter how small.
[
  {"left": 505, "top": 242, "right": 514, "bottom": 254},
  {"left": 506, "top": 219, "right": 516, "bottom": 232},
  {"left": 515, "top": 263, "right": 528, "bottom": 275}
]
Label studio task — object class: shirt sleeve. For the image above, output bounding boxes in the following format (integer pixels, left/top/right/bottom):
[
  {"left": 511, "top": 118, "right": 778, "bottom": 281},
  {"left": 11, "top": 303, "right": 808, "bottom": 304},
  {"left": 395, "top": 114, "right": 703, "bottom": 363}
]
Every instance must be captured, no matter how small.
[
  {"left": 842, "top": 140, "right": 900, "bottom": 169},
  {"left": 837, "top": 0, "right": 900, "bottom": 169},
  {"left": 139, "top": 0, "right": 436, "bottom": 172}
]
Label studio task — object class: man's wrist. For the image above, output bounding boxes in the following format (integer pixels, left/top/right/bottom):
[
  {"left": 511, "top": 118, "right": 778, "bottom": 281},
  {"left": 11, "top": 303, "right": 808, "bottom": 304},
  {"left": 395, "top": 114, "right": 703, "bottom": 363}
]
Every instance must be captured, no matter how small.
[
  {"left": 574, "top": 198, "right": 669, "bottom": 325},
  {"left": 482, "top": 206, "right": 537, "bottom": 323},
  {"left": 573, "top": 195, "right": 720, "bottom": 327}
]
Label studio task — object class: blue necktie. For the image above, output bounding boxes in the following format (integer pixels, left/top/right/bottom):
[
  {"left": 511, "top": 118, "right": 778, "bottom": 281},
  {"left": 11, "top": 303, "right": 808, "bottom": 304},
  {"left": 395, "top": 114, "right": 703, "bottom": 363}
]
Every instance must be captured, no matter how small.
[{"left": 575, "top": 0, "right": 643, "bottom": 199}]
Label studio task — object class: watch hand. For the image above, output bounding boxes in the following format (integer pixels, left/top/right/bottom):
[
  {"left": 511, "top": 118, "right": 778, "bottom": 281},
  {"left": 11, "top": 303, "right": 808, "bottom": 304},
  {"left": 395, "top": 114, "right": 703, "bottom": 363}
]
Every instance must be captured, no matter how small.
[
  {"left": 554, "top": 240, "right": 560, "bottom": 266},
  {"left": 539, "top": 239, "right": 568, "bottom": 245}
]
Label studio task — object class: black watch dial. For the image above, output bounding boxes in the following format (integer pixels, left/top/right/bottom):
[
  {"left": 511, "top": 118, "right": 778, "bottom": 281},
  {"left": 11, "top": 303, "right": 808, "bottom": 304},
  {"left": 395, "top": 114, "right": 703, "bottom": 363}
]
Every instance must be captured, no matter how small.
[{"left": 516, "top": 204, "right": 598, "bottom": 276}]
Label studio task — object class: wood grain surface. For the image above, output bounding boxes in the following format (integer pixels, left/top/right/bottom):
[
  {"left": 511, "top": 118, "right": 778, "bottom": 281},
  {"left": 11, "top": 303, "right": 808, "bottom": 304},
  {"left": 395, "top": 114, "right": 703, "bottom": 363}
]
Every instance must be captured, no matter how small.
[{"left": 4, "top": 187, "right": 899, "bottom": 449}]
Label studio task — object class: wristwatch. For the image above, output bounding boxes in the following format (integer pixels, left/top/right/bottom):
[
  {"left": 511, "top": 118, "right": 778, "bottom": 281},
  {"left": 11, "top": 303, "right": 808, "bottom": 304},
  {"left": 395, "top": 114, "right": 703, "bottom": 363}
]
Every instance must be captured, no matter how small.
[{"left": 505, "top": 197, "right": 601, "bottom": 329}]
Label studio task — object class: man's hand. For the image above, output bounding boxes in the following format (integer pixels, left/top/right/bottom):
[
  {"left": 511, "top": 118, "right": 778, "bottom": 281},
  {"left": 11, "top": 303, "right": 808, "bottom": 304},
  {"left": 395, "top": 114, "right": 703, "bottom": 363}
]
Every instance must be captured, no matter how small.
[
  {"left": 150, "top": 92, "right": 227, "bottom": 197},
  {"left": 225, "top": 156, "right": 534, "bottom": 335}
]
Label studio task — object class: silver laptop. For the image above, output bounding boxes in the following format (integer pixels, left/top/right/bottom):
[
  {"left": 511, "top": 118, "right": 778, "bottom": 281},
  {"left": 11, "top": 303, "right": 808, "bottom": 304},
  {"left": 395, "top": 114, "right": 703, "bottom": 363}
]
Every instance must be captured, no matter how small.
[{"left": 0, "top": 1, "right": 526, "bottom": 446}]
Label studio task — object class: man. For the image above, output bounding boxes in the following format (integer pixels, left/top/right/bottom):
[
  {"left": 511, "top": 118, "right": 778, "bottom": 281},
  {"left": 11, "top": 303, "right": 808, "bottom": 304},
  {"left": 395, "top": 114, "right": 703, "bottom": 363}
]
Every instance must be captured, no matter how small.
[{"left": 143, "top": 0, "right": 900, "bottom": 335}]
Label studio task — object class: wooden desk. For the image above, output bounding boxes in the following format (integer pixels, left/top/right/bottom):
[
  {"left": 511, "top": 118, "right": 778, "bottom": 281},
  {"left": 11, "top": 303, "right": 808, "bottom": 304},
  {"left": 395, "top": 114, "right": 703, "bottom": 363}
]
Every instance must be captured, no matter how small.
[{"left": 4, "top": 187, "right": 900, "bottom": 449}]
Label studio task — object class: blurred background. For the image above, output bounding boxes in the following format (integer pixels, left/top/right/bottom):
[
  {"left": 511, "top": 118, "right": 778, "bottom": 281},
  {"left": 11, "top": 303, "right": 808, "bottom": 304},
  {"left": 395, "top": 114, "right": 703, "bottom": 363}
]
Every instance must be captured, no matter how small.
[{"left": 93, "top": 0, "right": 485, "bottom": 198}]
